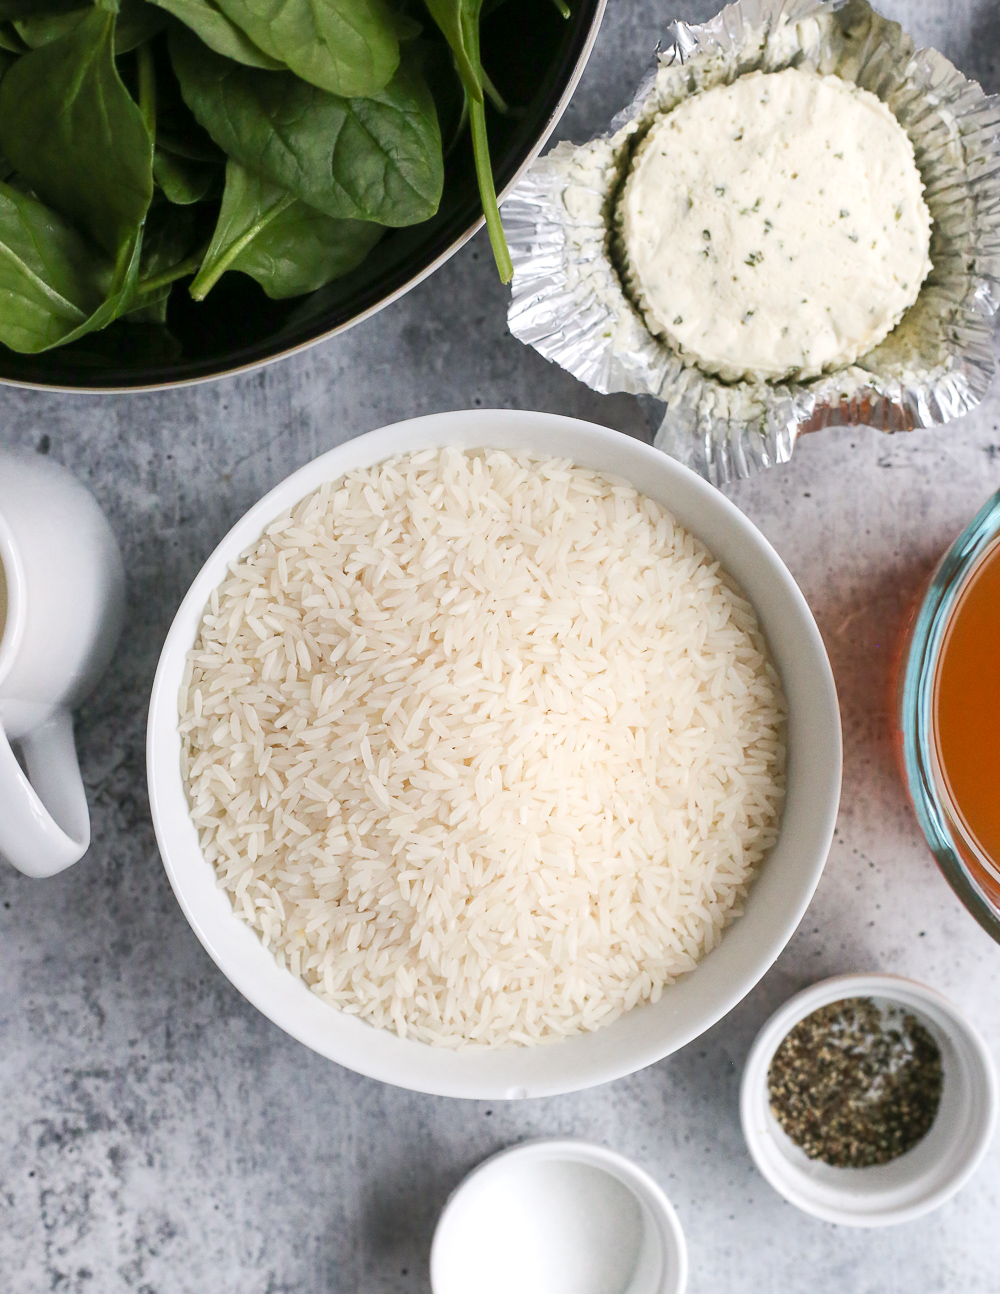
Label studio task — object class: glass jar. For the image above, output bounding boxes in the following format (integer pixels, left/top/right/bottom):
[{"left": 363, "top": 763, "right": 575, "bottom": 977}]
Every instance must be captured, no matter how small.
[{"left": 896, "top": 488, "right": 1000, "bottom": 942}]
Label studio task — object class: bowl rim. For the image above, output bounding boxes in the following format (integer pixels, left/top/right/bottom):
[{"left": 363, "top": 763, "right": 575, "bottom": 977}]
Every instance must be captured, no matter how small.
[
  {"left": 0, "top": 0, "right": 606, "bottom": 395},
  {"left": 739, "top": 972, "right": 998, "bottom": 1227},
  {"left": 428, "top": 1137, "right": 688, "bottom": 1294},
  {"left": 146, "top": 408, "right": 842, "bottom": 1098}
]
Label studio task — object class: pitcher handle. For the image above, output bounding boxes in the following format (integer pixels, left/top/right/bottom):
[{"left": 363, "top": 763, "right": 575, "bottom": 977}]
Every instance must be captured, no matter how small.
[{"left": 0, "top": 707, "right": 90, "bottom": 877}]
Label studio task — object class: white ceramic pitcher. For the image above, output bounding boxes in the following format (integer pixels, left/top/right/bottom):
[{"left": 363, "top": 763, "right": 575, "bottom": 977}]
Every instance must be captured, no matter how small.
[{"left": 0, "top": 451, "right": 124, "bottom": 877}]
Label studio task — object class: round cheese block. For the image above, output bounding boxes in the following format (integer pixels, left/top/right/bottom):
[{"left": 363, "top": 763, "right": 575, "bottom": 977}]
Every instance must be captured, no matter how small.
[{"left": 619, "top": 67, "right": 933, "bottom": 383}]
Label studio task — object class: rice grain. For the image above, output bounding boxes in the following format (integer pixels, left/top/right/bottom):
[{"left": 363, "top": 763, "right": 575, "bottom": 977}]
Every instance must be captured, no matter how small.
[{"left": 180, "top": 449, "right": 786, "bottom": 1047}]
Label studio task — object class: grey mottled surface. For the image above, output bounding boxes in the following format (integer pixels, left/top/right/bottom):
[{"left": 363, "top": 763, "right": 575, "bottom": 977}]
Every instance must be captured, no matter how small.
[{"left": 3, "top": 1, "right": 1000, "bottom": 1290}]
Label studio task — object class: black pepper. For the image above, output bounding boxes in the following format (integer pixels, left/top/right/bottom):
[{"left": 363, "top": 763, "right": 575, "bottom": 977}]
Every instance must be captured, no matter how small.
[{"left": 767, "top": 997, "right": 943, "bottom": 1168}]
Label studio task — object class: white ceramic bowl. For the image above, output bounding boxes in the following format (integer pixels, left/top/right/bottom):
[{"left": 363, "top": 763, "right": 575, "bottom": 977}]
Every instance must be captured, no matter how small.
[
  {"left": 147, "top": 409, "right": 842, "bottom": 1098},
  {"left": 740, "top": 973, "right": 998, "bottom": 1226},
  {"left": 429, "top": 1140, "right": 687, "bottom": 1294}
]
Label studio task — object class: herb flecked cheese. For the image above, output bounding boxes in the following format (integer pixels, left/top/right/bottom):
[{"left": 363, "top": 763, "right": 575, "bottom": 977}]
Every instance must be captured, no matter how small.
[{"left": 619, "top": 67, "right": 933, "bottom": 382}]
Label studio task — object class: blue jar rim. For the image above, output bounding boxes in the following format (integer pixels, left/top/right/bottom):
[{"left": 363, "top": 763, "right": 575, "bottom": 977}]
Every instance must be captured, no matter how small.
[{"left": 900, "top": 489, "right": 1000, "bottom": 943}]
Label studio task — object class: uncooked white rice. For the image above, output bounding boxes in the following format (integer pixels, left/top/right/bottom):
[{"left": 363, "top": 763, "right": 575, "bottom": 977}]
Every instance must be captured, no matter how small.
[{"left": 179, "top": 448, "right": 786, "bottom": 1047}]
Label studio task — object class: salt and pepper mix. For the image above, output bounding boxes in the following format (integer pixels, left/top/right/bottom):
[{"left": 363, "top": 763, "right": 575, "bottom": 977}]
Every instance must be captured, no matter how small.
[{"left": 767, "top": 998, "right": 944, "bottom": 1168}]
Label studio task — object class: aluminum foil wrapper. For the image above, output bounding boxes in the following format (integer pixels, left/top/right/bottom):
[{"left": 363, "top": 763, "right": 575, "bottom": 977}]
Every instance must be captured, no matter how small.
[{"left": 504, "top": 0, "right": 1000, "bottom": 483}]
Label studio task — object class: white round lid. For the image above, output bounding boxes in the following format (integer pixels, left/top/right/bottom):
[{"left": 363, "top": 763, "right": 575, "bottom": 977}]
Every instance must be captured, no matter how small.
[{"left": 430, "top": 1139, "right": 687, "bottom": 1294}]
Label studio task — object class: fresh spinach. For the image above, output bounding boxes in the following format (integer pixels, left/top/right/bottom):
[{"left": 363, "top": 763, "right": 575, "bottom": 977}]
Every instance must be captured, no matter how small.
[
  {"left": 154, "top": 146, "right": 218, "bottom": 202},
  {"left": 121, "top": 1, "right": 170, "bottom": 51},
  {"left": 414, "top": 37, "right": 466, "bottom": 158},
  {"left": 422, "top": 0, "right": 509, "bottom": 280},
  {"left": 189, "top": 161, "right": 292, "bottom": 297},
  {"left": 148, "top": 0, "right": 283, "bottom": 69},
  {"left": 232, "top": 201, "right": 382, "bottom": 296},
  {"left": 138, "top": 201, "right": 204, "bottom": 278},
  {"left": 14, "top": 0, "right": 167, "bottom": 53},
  {"left": 0, "top": 21, "right": 25, "bottom": 50},
  {"left": 170, "top": 27, "right": 442, "bottom": 225},
  {"left": 0, "top": 180, "right": 110, "bottom": 352},
  {"left": 123, "top": 291, "right": 170, "bottom": 322},
  {"left": 212, "top": 0, "right": 406, "bottom": 97},
  {"left": 153, "top": 39, "right": 226, "bottom": 159},
  {"left": 0, "top": 0, "right": 535, "bottom": 355},
  {"left": 190, "top": 158, "right": 382, "bottom": 298},
  {"left": 0, "top": 10, "right": 153, "bottom": 266},
  {"left": 0, "top": 7, "right": 155, "bottom": 349},
  {"left": 422, "top": 0, "right": 479, "bottom": 104},
  {"left": 124, "top": 199, "right": 202, "bottom": 317},
  {"left": 158, "top": 124, "right": 223, "bottom": 162}
]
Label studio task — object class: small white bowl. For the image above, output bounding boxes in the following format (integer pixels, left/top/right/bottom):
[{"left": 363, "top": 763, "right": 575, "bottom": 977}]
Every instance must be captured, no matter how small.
[
  {"left": 430, "top": 1140, "right": 687, "bottom": 1294},
  {"left": 740, "top": 973, "right": 998, "bottom": 1226},
  {"left": 147, "top": 409, "right": 841, "bottom": 1098}
]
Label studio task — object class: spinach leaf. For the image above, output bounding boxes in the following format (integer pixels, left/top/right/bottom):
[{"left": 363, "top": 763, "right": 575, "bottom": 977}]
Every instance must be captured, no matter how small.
[
  {"left": 233, "top": 198, "right": 383, "bottom": 297},
  {"left": 171, "top": 27, "right": 442, "bottom": 226},
  {"left": 149, "top": 0, "right": 283, "bottom": 69},
  {"left": 158, "top": 124, "right": 222, "bottom": 162},
  {"left": 190, "top": 158, "right": 382, "bottom": 299},
  {"left": 411, "top": 36, "right": 465, "bottom": 158},
  {"left": 153, "top": 38, "right": 225, "bottom": 160},
  {"left": 153, "top": 146, "right": 218, "bottom": 202},
  {"left": 0, "top": 21, "right": 25, "bottom": 50},
  {"left": 15, "top": 0, "right": 167, "bottom": 52},
  {"left": 0, "top": 180, "right": 110, "bottom": 352},
  {"left": 124, "top": 200, "right": 202, "bottom": 316},
  {"left": 422, "top": 0, "right": 480, "bottom": 105},
  {"left": 0, "top": 7, "right": 154, "bottom": 341},
  {"left": 189, "top": 161, "right": 292, "bottom": 298},
  {"left": 139, "top": 200, "right": 203, "bottom": 277},
  {"left": 0, "top": 9, "right": 153, "bottom": 259},
  {"left": 14, "top": 9, "right": 93, "bottom": 45},
  {"left": 116, "top": 0, "right": 170, "bottom": 50},
  {"left": 123, "top": 291, "right": 169, "bottom": 322},
  {"left": 212, "top": 0, "right": 401, "bottom": 98}
]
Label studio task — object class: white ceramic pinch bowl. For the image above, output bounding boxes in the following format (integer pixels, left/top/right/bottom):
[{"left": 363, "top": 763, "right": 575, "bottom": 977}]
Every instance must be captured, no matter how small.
[
  {"left": 147, "top": 409, "right": 842, "bottom": 1098},
  {"left": 430, "top": 1140, "right": 687, "bottom": 1294},
  {"left": 740, "top": 973, "right": 998, "bottom": 1226}
]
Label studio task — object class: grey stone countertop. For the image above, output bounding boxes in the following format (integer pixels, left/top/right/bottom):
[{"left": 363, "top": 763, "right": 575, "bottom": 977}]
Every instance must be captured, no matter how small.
[{"left": 3, "top": 0, "right": 1000, "bottom": 1289}]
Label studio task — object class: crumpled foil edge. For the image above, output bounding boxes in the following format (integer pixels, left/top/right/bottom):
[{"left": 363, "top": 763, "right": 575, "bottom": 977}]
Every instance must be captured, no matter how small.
[{"left": 504, "top": 0, "right": 1000, "bottom": 483}]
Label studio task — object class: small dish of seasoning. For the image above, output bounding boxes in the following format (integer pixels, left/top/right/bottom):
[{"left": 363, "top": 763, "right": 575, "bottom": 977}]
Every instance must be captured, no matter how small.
[
  {"left": 430, "top": 1140, "right": 687, "bottom": 1294},
  {"left": 740, "top": 974, "right": 996, "bottom": 1226}
]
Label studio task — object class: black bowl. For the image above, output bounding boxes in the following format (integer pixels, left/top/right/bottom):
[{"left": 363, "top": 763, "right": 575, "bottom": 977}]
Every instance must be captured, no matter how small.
[{"left": 4, "top": 0, "right": 604, "bottom": 391}]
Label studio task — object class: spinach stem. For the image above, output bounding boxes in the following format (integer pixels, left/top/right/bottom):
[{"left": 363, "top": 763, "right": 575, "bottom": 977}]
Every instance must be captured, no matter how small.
[
  {"left": 189, "top": 194, "right": 295, "bottom": 300},
  {"left": 469, "top": 97, "right": 512, "bottom": 284},
  {"left": 547, "top": 0, "right": 571, "bottom": 18},
  {"left": 480, "top": 68, "right": 508, "bottom": 115},
  {"left": 463, "top": 9, "right": 512, "bottom": 284},
  {"left": 137, "top": 249, "right": 207, "bottom": 295},
  {"left": 137, "top": 40, "right": 156, "bottom": 144}
]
